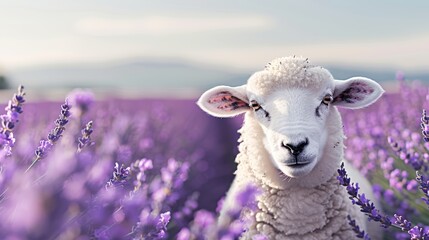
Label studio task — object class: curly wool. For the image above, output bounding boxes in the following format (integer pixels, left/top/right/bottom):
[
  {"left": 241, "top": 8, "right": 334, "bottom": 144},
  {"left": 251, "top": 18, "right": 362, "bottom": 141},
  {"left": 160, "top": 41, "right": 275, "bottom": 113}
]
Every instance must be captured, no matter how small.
[{"left": 247, "top": 56, "right": 334, "bottom": 96}]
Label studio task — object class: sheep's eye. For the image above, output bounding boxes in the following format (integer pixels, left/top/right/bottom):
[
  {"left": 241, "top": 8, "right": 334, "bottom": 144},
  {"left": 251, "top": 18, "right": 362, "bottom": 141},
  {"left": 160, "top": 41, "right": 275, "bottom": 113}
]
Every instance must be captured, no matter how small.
[
  {"left": 250, "top": 100, "right": 261, "bottom": 111},
  {"left": 322, "top": 94, "right": 333, "bottom": 105}
]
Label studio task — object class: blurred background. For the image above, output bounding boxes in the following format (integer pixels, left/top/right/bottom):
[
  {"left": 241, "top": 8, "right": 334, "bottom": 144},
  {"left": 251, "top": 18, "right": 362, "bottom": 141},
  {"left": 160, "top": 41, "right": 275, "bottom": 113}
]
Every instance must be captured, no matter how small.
[{"left": 0, "top": 0, "right": 429, "bottom": 99}]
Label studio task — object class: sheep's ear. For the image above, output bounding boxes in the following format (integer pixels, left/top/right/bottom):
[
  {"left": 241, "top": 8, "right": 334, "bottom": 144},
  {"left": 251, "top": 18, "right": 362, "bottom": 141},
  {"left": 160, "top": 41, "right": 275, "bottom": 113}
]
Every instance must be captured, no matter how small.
[
  {"left": 332, "top": 77, "right": 384, "bottom": 109},
  {"left": 197, "top": 85, "right": 250, "bottom": 118}
]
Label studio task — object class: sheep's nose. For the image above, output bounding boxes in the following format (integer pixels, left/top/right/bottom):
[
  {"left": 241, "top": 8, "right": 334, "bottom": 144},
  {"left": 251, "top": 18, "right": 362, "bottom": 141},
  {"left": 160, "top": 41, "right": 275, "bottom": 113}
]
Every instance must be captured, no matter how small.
[{"left": 282, "top": 138, "right": 309, "bottom": 156}]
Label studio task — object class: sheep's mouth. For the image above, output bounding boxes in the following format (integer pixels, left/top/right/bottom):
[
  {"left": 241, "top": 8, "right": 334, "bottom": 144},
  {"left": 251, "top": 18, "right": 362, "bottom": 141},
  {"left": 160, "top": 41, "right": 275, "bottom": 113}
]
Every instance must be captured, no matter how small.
[{"left": 285, "top": 162, "right": 311, "bottom": 168}]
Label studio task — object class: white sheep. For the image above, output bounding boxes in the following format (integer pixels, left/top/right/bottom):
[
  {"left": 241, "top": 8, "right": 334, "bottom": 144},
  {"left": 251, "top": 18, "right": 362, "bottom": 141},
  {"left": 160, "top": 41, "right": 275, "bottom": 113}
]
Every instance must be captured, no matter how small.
[{"left": 197, "top": 56, "right": 384, "bottom": 239}]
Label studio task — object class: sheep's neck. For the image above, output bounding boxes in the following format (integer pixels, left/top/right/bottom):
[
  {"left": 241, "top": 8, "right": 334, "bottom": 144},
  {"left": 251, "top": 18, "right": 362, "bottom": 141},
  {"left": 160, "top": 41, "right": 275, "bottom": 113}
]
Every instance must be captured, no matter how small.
[{"left": 240, "top": 175, "right": 356, "bottom": 239}]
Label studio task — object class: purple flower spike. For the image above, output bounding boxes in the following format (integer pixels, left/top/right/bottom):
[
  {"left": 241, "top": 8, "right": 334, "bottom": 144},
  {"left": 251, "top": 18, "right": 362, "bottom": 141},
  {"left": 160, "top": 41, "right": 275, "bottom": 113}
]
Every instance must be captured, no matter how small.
[
  {"left": 337, "top": 162, "right": 351, "bottom": 186},
  {"left": 408, "top": 226, "right": 429, "bottom": 240},
  {"left": 77, "top": 120, "right": 94, "bottom": 152},
  {"left": 133, "top": 158, "right": 154, "bottom": 189},
  {"left": 388, "top": 137, "right": 402, "bottom": 152},
  {"left": 337, "top": 162, "right": 392, "bottom": 228},
  {"left": 394, "top": 214, "right": 412, "bottom": 232},
  {"left": 106, "top": 162, "right": 131, "bottom": 188},
  {"left": 347, "top": 215, "right": 371, "bottom": 240},
  {"left": 131, "top": 210, "right": 171, "bottom": 239},
  {"left": 416, "top": 171, "right": 429, "bottom": 208},
  {"left": 67, "top": 89, "right": 95, "bottom": 117},
  {"left": 0, "top": 85, "right": 25, "bottom": 156},
  {"left": 26, "top": 99, "right": 71, "bottom": 172}
]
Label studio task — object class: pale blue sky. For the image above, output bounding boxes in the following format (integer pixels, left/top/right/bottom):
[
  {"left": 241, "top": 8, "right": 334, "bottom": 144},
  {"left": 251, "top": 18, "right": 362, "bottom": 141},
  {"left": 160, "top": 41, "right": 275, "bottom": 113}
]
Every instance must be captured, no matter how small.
[{"left": 1, "top": 1, "right": 428, "bottom": 72}]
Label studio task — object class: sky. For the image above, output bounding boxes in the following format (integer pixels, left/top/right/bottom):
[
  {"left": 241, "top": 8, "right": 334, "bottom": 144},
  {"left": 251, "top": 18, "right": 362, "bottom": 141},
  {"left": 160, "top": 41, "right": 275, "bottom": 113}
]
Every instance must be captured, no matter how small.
[{"left": 0, "top": 0, "right": 429, "bottom": 72}]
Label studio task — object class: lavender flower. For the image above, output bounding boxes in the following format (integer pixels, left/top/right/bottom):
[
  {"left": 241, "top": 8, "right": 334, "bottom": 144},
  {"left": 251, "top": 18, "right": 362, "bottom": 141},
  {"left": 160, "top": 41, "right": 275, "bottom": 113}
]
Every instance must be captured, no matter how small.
[
  {"left": 416, "top": 171, "right": 429, "bottom": 207},
  {"left": 106, "top": 162, "right": 131, "bottom": 188},
  {"left": 0, "top": 85, "right": 25, "bottom": 155},
  {"left": 408, "top": 226, "right": 429, "bottom": 240},
  {"left": 180, "top": 184, "right": 264, "bottom": 239},
  {"left": 153, "top": 158, "right": 190, "bottom": 207},
  {"left": 131, "top": 210, "right": 171, "bottom": 239},
  {"left": 132, "top": 158, "right": 153, "bottom": 190},
  {"left": 337, "top": 162, "right": 392, "bottom": 228},
  {"left": 388, "top": 136, "right": 402, "bottom": 152},
  {"left": 26, "top": 99, "right": 71, "bottom": 172},
  {"left": 77, "top": 120, "right": 94, "bottom": 152},
  {"left": 218, "top": 184, "right": 262, "bottom": 239},
  {"left": 177, "top": 228, "right": 191, "bottom": 240},
  {"left": 394, "top": 214, "right": 412, "bottom": 232},
  {"left": 347, "top": 215, "right": 371, "bottom": 240},
  {"left": 173, "top": 193, "right": 199, "bottom": 228},
  {"left": 67, "top": 89, "right": 95, "bottom": 117},
  {"left": 338, "top": 162, "right": 429, "bottom": 239},
  {"left": 392, "top": 215, "right": 429, "bottom": 240}
]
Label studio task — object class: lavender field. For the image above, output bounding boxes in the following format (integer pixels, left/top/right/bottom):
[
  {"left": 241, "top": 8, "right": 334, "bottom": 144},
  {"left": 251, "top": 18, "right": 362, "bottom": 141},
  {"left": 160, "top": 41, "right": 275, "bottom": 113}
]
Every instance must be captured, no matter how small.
[{"left": 0, "top": 77, "right": 429, "bottom": 239}]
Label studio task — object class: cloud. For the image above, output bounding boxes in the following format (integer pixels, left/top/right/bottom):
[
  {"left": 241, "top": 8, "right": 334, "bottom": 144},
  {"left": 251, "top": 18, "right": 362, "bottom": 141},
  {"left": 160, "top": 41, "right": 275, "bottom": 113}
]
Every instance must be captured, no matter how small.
[
  {"left": 75, "top": 15, "right": 274, "bottom": 36},
  {"left": 183, "top": 34, "right": 429, "bottom": 71}
]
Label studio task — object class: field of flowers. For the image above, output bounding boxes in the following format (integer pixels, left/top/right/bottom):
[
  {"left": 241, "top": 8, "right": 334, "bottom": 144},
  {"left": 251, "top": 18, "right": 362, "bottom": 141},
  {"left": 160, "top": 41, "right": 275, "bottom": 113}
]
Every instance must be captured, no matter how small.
[{"left": 0, "top": 75, "right": 428, "bottom": 239}]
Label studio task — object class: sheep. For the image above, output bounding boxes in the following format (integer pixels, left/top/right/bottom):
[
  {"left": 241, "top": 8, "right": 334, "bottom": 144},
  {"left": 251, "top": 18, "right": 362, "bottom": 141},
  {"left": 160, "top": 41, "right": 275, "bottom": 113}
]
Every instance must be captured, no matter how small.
[{"left": 197, "top": 56, "right": 384, "bottom": 240}]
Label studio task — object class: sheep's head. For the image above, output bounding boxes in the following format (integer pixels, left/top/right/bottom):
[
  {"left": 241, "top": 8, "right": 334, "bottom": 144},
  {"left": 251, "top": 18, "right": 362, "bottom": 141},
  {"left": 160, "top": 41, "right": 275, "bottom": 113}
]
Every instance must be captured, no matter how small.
[{"left": 198, "top": 56, "right": 384, "bottom": 179}]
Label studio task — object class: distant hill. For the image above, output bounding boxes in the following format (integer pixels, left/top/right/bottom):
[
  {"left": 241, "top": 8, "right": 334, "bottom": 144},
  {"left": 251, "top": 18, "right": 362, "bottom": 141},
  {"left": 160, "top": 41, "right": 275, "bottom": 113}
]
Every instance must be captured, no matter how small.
[
  {"left": 7, "top": 59, "right": 248, "bottom": 91},
  {"left": 325, "top": 66, "right": 429, "bottom": 83},
  {"left": 7, "top": 58, "right": 429, "bottom": 92}
]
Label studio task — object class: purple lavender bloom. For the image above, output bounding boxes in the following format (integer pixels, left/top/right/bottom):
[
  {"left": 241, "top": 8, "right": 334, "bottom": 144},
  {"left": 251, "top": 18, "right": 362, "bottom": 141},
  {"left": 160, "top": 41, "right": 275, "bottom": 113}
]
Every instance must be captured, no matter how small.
[
  {"left": 408, "top": 226, "right": 429, "bottom": 240},
  {"left": 407, "top": 179, "right": 419, "bottom": 192},
  {"left": 156, "top": 211, "right": 171, "bottom": 237},
  {"left": 337, "top": 162, "right": 351, "bottom": 186},
  {"left": 179, "top": 184, "right": 265, "bottom": 239},
  {"left": 388, "top": 137, "right": 402, "bottom": 152},
  {"left": 154, "top": 158, "right": 190, "bottom": 206},
  {"left": 337, "top": 162, "right": 392, "bottom": 228},
  {"left": 27, "top": 99, "right": 71, "bottom": 172},
  {"left": 347, "top": 215, "right": 371, "bottom": 240},
  {"left": 394, "top": 214, "right": 412, "bottom": 232},
  {"left": 131, "top": 209, "right": 171, "bottom": 239},
  {"left": 177, "top": 228, "right": 191, "bottom": 240},
  {"left": 220, "top": 184, "right": 262, "bottom": 238},
  {"left": 133, "top": 158, "right": 154, "bottom": 185},
  {"left": 67, "top": 89, "right": 95, "bottom": 117},
  {"left": 39, "top": 100, "right": 71, "bottom": 147},
  {"left": 416, "top": 171, "right": 429, "bottom": 207},
  {"left": 77, "top": 120, "right": 94, "bottom": 152},
  {"left": 193, "top": 209, "right": 216, "bottom": 229},
  {"left": 0, "top": 85, "right": 25, "bottom": 155},
  {"left": 106, "top": 162, "right": 131, "bottom": 188},
  {"left": 173, "top": 193, "right": 199, "bottom": 228},
  {"left": 34, "top": 139, "right": 53, "bottom": 159},
  {"left": 388, "top": 137, "right": 423, "bottom": 171}
]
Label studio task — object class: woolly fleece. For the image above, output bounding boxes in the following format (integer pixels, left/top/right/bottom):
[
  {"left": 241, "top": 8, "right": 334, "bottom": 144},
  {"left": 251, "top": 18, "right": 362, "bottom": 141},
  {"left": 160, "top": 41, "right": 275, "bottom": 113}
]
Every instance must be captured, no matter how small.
[{"left": 247, "top": 56, "right": 334, "bottom": 96}]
